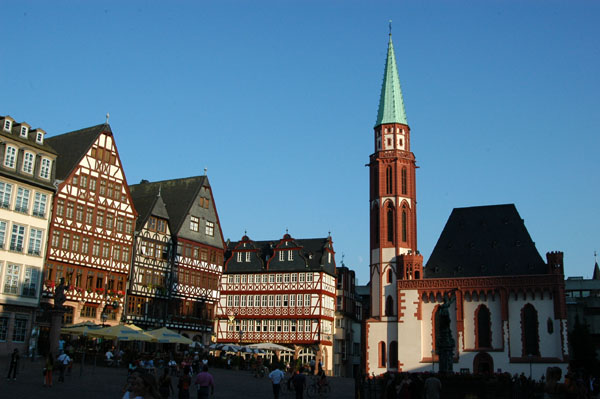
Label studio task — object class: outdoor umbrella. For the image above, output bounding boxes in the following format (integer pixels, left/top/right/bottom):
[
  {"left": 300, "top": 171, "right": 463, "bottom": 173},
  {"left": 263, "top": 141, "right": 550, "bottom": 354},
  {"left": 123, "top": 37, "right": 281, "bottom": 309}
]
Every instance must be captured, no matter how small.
[
  {"left": 247, "top": 342, "right": 293, "bottom": 352},
  {"left": 145, "top": 327, "right": 193, "bottom": 344},
  {"left": 87, "top": 324, "right": 154, "bottom": 341},
  {"left": 220, "top": 344, "right": 241, "bottom": 353}
]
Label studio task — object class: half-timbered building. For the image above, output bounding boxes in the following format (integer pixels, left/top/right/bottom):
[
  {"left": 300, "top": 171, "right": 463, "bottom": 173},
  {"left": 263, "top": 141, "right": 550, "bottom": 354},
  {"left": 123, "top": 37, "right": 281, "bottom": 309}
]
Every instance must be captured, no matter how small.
[
  {"left": 126, "top": 186, "right": 172, "bottom": 328},
  {"left": 217, "top": 234, "right": 337, "bottom": 374},
  {"left": 41, "top": 123, "right": 137, "bottom": 328},
  {"left": 0, "top": 115, "right": 57, "bottom": 355},
  {"left": 128, "top": 176, "right": 224, "bottom": 344}
]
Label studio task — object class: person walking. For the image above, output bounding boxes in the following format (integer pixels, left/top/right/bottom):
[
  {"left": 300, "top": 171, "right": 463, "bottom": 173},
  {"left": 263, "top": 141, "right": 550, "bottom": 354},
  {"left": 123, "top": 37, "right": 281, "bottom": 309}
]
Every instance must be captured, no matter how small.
[
  {"left": 43, "top": 352, "right": 54, "bottom": 387},
  {"left": 423, "top": 374, "right": 442, "bottom": 399},
  {"left": 6, "top": 348, "right": 19, "bottom": 380},
  {"left": 269, "top": 363, "right": 285, "bottom": 399},
  {"left": 159, "top": 368, "right": 174, "bottom": 399},
  {"left": 178, "top": 365, "right": 192, "bottom": 399},
  {"left": 193, "top": 365, "right": 215, "bottom": 399},
  {"left": 291, "top": 367, "right": 307, "bottom": 399},
  {"left": 57, "top": 350, "right": 70, "bottom": 382}
]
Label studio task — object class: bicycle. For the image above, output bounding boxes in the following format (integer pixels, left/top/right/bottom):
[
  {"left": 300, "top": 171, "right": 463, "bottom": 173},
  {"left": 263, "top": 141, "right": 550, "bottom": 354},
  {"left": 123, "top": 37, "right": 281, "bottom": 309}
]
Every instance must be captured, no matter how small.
[{"left": 306, "top": 377, "right": 330, "bottom": 398}]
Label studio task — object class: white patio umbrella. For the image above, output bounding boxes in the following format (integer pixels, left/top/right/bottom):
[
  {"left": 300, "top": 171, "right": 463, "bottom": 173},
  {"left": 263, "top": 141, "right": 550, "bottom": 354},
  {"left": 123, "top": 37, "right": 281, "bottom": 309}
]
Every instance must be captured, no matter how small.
[
  {"left": 247, "top": 342, "right": 293, "bottom": 352},
  {"left": 220, "top": 344, "right": 241, "bottom": 353}
]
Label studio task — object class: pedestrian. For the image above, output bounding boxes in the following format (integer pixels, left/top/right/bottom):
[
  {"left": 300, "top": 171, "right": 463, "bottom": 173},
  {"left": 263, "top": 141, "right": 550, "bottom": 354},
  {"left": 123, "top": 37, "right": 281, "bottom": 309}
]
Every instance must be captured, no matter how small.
[
  {"left": 178, "top": 365, "right": 192, "bottom": 399},
  {"left": 133, "top": 373, "right": 162, "bottom": 399},
  {"left": 57, "top": 350, "right": 70, "bottom": 382},
  {"left": 291, "top": 367, "right": 307, "bottom": 399},
  {"left": 309, "top": 359, "right": 316, "bottom": 374},
  {"left": 194, "top": 365, "right": 215, "bottom": 399},
  {"left": 159, "top": 368, "right": 174, "bottom": 399},
  {"left": 43, "top": 352, "right": 54, "bottom": 387},
  {"left": 6, "top": 348, "right": 19, "bottom": 381},
  {"left": 269, "top": 363, "right": 285, "bottom": 399}
]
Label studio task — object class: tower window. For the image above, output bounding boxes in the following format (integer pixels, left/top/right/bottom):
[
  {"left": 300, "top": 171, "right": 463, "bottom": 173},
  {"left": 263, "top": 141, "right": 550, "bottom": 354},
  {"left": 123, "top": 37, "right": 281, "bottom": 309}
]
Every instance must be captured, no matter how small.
[
  {"left": 379, "top": 341, "right": 386, "bottom": 368},
  {"left": 401, "top": 168, "right": 407, "bottom": 195},
  {"left": 387, "top": 269, "right": 393, "bottom": 284},
  {"left": 387, "top": 202, "right": 395, "bottom": 243},
  {"left": 385, "top": 295, "right": 394, "bottom": 316},
  {"left": 401, "top": 207, "right": 407, "bottom": 243},
  {"left": 386, "top": 166, "right": 393, "bottom": 194}
]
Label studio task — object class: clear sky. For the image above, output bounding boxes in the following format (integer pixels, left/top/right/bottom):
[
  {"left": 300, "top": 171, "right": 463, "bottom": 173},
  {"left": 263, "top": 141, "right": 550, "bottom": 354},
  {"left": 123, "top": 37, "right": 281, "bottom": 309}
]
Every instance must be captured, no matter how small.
[{"left": 2, "top": 1, "right": 598, "bottom": 286}]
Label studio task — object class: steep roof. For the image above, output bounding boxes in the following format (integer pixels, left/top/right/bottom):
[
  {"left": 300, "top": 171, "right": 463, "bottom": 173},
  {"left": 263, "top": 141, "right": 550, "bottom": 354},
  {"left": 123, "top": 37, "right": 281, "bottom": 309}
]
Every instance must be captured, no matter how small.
[
  {"left": 425, "top": 204, "right": 547, "bottom": 278},
  {"left": 593, "top": 262, "right": 600, "bottom": 280},
  {"left": 129, "top": 185, "right": 170, "bottom": 231},
  {"left": 224, "top": 235, "right": 336, "bottom": 276},
  {"left": 129, "top": 176, "right": 206, "bottom": 235},
  {"left": 45, "top": 124, "right": 109, "bottom": 180},
  {"left": 375, "top": 34, "right": 408, "bottom": 127}
]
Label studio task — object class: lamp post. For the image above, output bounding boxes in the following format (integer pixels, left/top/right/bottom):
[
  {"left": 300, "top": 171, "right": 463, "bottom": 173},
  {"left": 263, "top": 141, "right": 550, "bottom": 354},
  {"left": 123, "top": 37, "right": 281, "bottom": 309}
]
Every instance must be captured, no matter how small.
[{"left": 528, "top": 353, "right": 534, "bottom": 379}]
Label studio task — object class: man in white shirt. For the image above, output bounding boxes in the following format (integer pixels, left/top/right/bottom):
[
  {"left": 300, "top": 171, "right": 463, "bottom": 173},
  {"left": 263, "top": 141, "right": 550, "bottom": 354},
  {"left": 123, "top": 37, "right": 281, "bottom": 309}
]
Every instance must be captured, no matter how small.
[
  {"left": 57, "top": 351, "right": 70, "bottom": 382},
  {"left": 105, "top": 349, "right": 114, "bottom": 366},
  {"left": 269, "top": 364, "right": 285, "bottom": 399}
]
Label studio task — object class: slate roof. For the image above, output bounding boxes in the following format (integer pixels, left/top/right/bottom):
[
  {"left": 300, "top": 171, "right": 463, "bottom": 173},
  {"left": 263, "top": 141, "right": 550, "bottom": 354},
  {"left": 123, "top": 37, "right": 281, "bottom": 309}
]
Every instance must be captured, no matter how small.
[
  {"left": 424, "top": 204, "right": 547, "bottom": 278},
  {"left": 129, "top": 185, "right": 170, "bottom": 231},
  {"left": 45, "top": 124, "right": 109, "bottom": 180},
  {"left": 224, "top": 234, "right": 336, "bottom": 276},
  {"left": 593, "top": 262, "right": 600, "bottom": 280},
  {"left": 129, "top": 176, "right": 207, "bottom": 235}
]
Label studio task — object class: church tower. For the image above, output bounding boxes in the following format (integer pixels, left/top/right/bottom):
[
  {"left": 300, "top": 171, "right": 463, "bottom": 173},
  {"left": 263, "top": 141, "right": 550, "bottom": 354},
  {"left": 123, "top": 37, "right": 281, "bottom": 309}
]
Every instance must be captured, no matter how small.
[{"left": 368, "top": 32, "right": 423, "bottom": 332}]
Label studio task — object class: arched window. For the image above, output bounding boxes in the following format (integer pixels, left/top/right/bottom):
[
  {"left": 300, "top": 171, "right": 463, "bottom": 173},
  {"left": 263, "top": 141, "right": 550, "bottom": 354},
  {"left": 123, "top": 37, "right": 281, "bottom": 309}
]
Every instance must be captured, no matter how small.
[
  {"left": 389, "top": 341, "right": 398, "bottom": 369},
  {"left": 386, "top": 166, "right": 393, "bottom": 194},
  {"left": 401, "top": 167, "right": 407, "bottom": 195},
  {"left": 387, "top": 269, "right": 393, "bottom": 284},
  {"left": 385, "top": 295, "right": 394, "bottom": 316},
  {"left": 373, "top": 165, "right": 379, "bottom": 197},
  {"left": 372, "top": 205, "right": 380, "bottom": 246},
  {"left": 387, "top": 203, "right": 395, "bottom": 243},
  {"left": 522, "top": 304, "right": 540, "bottom": 356},
  {"left": 414, "top": 270, "right": 420, "bottom": 279},
  {"left": 432, "top": 306, "right": 440, "bottom": 353},
  {"left": 379, "top": 341, "right": 387, "bottom": 368},
  {"left": 547, "top": 318, "right": 554, "bottom": 334},
  {"left": 475, "top": 305, "right": 492, "bottom": 348},
  {"left": 401, "top": 205, "right": 407, "bottom": 243}
]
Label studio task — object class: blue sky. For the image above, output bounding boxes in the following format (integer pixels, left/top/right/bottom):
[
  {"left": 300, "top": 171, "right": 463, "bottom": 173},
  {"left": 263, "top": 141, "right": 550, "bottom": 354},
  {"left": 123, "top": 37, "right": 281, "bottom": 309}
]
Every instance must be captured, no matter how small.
[{"left": 2, "top": 1, "right": 598, "bottom": 285}]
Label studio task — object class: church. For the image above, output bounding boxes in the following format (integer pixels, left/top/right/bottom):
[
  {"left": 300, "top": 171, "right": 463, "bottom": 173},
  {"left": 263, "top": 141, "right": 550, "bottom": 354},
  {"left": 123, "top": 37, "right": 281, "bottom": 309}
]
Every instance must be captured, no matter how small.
[{"left": 365, "top": 34, "right": 569, "bottom": 378}]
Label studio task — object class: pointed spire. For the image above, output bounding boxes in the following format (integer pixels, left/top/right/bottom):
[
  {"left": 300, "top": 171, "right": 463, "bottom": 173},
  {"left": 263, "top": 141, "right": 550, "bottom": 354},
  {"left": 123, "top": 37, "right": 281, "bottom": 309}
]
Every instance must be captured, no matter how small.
[
  {"left": 593, "top": 251, "right": 600, "bottom": 280},
  {"left": 375, "top": 30, "right": 408, "bottom": 127}
]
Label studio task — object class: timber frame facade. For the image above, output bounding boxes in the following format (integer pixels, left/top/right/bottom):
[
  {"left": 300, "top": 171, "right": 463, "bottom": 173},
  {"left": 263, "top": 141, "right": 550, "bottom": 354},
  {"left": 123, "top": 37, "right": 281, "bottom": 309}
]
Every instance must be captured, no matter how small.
[
  {"left": 41, "top": 124, "right": 137, "bottom": 328},
  {"left": 217, "top": 234, "right": 337, "bottom": 373},
  {"left": 128, "top": 176, "right": 225, "bottom": 344}
]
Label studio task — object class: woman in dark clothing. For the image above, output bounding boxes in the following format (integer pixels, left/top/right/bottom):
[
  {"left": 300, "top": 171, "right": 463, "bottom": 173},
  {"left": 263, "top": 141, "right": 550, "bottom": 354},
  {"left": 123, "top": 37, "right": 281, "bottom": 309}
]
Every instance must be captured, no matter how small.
[
  {"left": 159, "top": 368, "right": 173, "bottom": 399},
  {"left": 178, "top": 365, "right": 192, "bottom": 399}
]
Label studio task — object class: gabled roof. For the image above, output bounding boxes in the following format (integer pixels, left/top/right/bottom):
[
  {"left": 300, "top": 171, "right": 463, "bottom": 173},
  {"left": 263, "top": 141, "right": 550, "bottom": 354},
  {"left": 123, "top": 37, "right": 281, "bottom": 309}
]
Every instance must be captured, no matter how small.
[
  {"left": 375, "top": 34, "right": 408, "bottom": 127},
  {"left": 425, "top": 204, "right": 547, "bottom": 278},
  {"left": 129, "top": 176, "right": 206, "bottom": 235},
  {"left": 129, "top": 185, "right": 170, "bottom": 231},
  {"left": 46, "top": 124, "right": 110, "bottom": 180},
  {"left": 224, "top": 234, "right": 336, "bottom": 276}
]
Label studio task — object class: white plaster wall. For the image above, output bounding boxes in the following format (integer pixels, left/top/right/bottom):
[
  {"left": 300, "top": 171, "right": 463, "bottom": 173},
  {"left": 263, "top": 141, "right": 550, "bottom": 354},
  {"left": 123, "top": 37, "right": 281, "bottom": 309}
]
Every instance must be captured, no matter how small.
[
  {"left": 381, "top": 248, "right": 396, "bottom": 263},
  {"left": 508, "top": 293, "right": 562, "bottom": 358},
  {"left": 371, "top": 270, "right": 380, "bottom": 317},
  {"left": 366, "top": 320, "right": 398, "bottom": 375},
  {"left": 371, "top": 249, "right": 380, "bottom": 265},
  {"left": 397, "top": 290, "right": 422, "bottom": 371},
  {"left": 420, "top": 300, "right": 458, "bottom": 362},
  {"left": 462, "top": 297, "right": 503, "bottom": 350}
]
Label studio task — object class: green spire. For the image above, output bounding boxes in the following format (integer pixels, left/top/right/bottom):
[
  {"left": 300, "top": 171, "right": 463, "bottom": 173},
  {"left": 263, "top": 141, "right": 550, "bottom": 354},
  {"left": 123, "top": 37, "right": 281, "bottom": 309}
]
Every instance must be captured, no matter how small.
[{"left": 375, "top": 34, "right": 408, "bottom": 127}]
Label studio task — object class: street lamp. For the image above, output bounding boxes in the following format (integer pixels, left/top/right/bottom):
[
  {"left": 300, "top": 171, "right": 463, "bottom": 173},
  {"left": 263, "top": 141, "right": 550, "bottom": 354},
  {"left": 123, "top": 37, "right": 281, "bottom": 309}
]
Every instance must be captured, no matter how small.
[{"left": 528, "top": 353, "right": 534, "bottom": 379}]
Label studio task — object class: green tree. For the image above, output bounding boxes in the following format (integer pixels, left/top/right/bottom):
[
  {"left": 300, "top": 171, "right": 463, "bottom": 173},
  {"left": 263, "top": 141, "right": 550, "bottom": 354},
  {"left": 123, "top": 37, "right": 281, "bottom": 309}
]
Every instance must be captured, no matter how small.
[{"left": 569, "top": 315, "right": 599, "bottom": 375}]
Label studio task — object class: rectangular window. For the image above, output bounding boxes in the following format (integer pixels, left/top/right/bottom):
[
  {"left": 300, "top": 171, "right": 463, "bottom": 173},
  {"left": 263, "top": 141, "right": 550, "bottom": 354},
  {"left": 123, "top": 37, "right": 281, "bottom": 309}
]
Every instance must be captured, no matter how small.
[
  {"left": 122, "top": 247, "right": 130, "bottom": 263},
  {"left": 85, "top": 207, "right": 93, "bottom": 224},
  {"left": 236, "top": 252, "right": 242, "bottom": 262},
  {"left": 61, "top": 233, "right": 70, "bottom": 250},
  {"left": 241, "top": 295, "right": 246, "bottom": 307},
  {"left": 4, "top": 146, "right": 16, "bottom": 168},
  {"left": 288, "top": 250, "right": 293, "bottom": 261},
  {"left": 290, "top": 294, "right": 295, "bottom": 307},
  {"left": 205, "top": 221, "right": 214, "bottom": 236},
  {"left": 306, "top": 273, "right": 313, "bottom": 282},
  {"left": 190, "top": 216, "right": 199, "bottom": 232},
  {"left": 66, "top": 201, "right": 74, "bottom": 219},
  {"left": 269, "top": 320, "right": 275, "bottom": 332},
  {"left": 275, "top": 295, "right": 281, "bottom": 307},
  {"left": 32, "top": 192, "right": 47, "bottom": 217},
  {"left": 279, "top": 251, "right": 284, "bottom": 261},
  {"left": 80, "top": 174, "right": 88, "bottom": 188},
  {"left": 12, "top": 319, "right": 27, "bottom": 342},
  {"left": 22, "top": 152, "right": 34, "bottom": 174},
  {"left": 0, "top": 317, "right": 8, "bottom": 341},
  {"left": 92, "top": 240, "right": 100, "bottom": 257},
  {"left": 297, "top": 294, "right": 303, "bottom": 307},
  {"left": 81, "top": 237, "right": 89, "bottom": 254},
  {"left": 99, "top": 180, "right": 106, "bottom": 196},
  {"left": 96, "top": 210, "right": 104, "bottom": 227},
  {"left": 255, "top": 295, "right": 260, "bottom": 307},
  {"left": 116, "top": 216, "right": 124, "bottom": 232},
  {"left": 39, "top": 158, "right": 51, "bottom": 179},
  {"left": 291, "top": 320, "right": 297, "bottom": 332},
  {"left": 268, "top": 295, "right": 274, "bottom": 307},
  {"left": 106, "top": 213, "right": 114, "bottom": 229},
  {"left": 22, "top": 267, "right": 39, "bottom": 297},
  {"left": 0, "top": 220, "right": 6, "bottom": 249},
  {"left": 304, "top": 294, "right": 311, "bottom": 307},
  {"left": 269, "top": 274, "right": 275, "bottom": 283},
  {"left": 76, "top": 205, "right": 83, "bottom": 222},
  {"left": 14, "top": 187, "right": 30, "bottom": 213},
  {"left": 27, "top": 228, "right": 43, "bottom": 256},
  {"left": 227, "top": 295, "right": 233, "bottom": 307},
  {"left": 299, "top": 273, "right": 305, "bottom": 283},
  {"left": 234, "top": 295, "right": 240, "bottom": 307},
  {"left": 276, "top": 274, "right": 282, "bottom": 283},
  {"left": 245, "top": 252, "right": 251, "bottom": 262},
  {"left": 102, "top": 242, "right": 110, "bottom": 258},
  {"left": 262, "top": 295, "right": 268, "bottom": 307},
  {"left": 0, "top": 182, "right": 12, "bottom": 209},
  {"left": 125, "top": 220, "right": 133, "bottom": 234},
  {"left": 89, "top": 178, "right": 96, "bottom": 191},
  {"left": 10, "top": 224, "right": 25, "bottom": 252},
  {"left": 276, "top": 319, "right": 282, "bottom": 332},
  {"left": 283, "top": 294, "right": 288, "bottom": 307},
  {"left": 284, "top": 274, "right": 290, "bottom": 283},
  {"left": 247, "top": 295, "right": 253, "bottom": 307},
  {"left": 72, "top": 235, "right": 80, "bottom": 252},
  {"left": 80, "top": 306, "right": 97, "bottom": 318},
  {"left": 284, "top": 319, "right": 290, "bottom": 332},
  {"left": 4, "top": 263, "right": 20, "bottom": 294}
]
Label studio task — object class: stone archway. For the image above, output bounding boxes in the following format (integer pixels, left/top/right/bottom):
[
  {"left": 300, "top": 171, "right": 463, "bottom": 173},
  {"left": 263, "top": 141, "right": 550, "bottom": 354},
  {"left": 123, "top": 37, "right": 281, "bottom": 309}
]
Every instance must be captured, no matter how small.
[{"left": 473, "top": 351, "right": 494, "bottom": 375}]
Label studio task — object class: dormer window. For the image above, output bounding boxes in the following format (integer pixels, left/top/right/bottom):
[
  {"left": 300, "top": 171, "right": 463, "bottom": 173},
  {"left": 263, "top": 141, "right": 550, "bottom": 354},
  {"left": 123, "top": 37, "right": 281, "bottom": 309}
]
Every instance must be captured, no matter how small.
[
  {"left": 36, "top": 132, "right": 43, "bottom": 144},
  {"left": 20, "top": 126, "right": 28, "bottom": 137},
  {"left": 3, "top": 120, "right": 11, "bottom": 132}
]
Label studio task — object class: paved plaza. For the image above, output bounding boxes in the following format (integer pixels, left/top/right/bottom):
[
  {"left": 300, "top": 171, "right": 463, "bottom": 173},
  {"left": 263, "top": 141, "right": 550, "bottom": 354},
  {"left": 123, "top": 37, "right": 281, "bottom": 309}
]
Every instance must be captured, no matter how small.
[{"left": 0, "top": 356, "right": 354, "bottom": 398}]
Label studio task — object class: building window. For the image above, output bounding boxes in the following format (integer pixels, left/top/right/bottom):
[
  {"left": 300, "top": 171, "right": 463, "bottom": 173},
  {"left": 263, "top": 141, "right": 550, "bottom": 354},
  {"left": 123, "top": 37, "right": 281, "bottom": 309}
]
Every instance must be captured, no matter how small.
[
  {"left": 385, "top": 166, "right": 393, "bottom": 194},
  {"left": 36, "top": 131, "right": 44, "bottom": 144},
  {"left": 268, "top": 295, "right": 274, "bottom": 307},
  {"left": 4, "top": 146, "right": 16, "bottom": 168},
  {"left": 32, "top": 193, "right": 47, "bottom": 217},
  {"left": 385, "top": 295, "right": 394, "bottom": 316},
  {"left": 0, "top": 220, "right": 6, "bottom": 249},
  {"left": 276, "top": 274, "right": 282, "bottom": 283},
  {"left": 3, "top": 120, "right": 11, "bottom": 131},
  {"left": 0, "top": 182, "right": 12, "bottom": 209},
  {"left": 279, "top": 251, "right": 284, "bottom": 261},
  {"left": 10, "top": 224, "right": 25, "bottom": 252},
  {"left": 275, "top": 295, "right": 281, "bottom": 307},
  {"left": 475, "top": 305, "right": 492, "bottom": 348},
  {"left": 22, "top": 267, "right": 39, "bottom": 297},
  {"left": 12, "top": 318, "right": 27, "bottom": 342},
  {"left": 75, "top": 205, "right": 83, "bottom": 222},
  {"left": 236, "top": 252, "right": 242, "bottom": 262},
  {"left": 4, "top": 263, "right": 20, "bottom": 294},
  {"left": 14, "top": 187, "right": 30, "bottom": 213},
  {"left": 304, "top": 294, "right": 310, "bottom": 307},
  {"left": 386, "top": 202, "right": 395, "bottom": 243},
  {"left": 28, "top": 228, "right": 43, "bottom": 256},
  {"left": 379, "top": 341, "right": 387, "bottom": 368},
  {"left": 0, "top": 316, "right": 8, "bottom": 340},
  {"left": 66, "top": 201, "right": 74, "bottom": 219},
  {"left": 547, "top": 318, "right": 554, "bottom": 334},
  {"left": 288, "top": 250, "right": 293, "bottom": 261},
  {"left": 22, "top": 152, "right": 34, "bottom": 174},
  {"left": 401, "top": 207, "right": 407, "bottom": 243},
  {"left": 81, "top": 237, "right": 89, "bottom": 254},
  {"left": 186, "top": 215, "right": 198, "bottom": 232},
  {"left": 39, "top": 158, "right": 51, "bottom": 179},
  {"left": 521, "top": 303, "right": 540, "bottom": 356},
  {"left": 80, "top": 306, "right": 97, "bottom": 318},
  {"left": 401, "top": 167, "right": 407, "bottom": 195},
  {"left": 389, "top": 341, "right": 398, "bottom": 369},
  {"left": 387, "top": 269, "right": 393, "bottom": 284},
  {"left": 245, "top": 252, "right": 251, "bottom": 262},
  {"left": 205, "top": 221, "right": 214, "bottom": 236}
]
